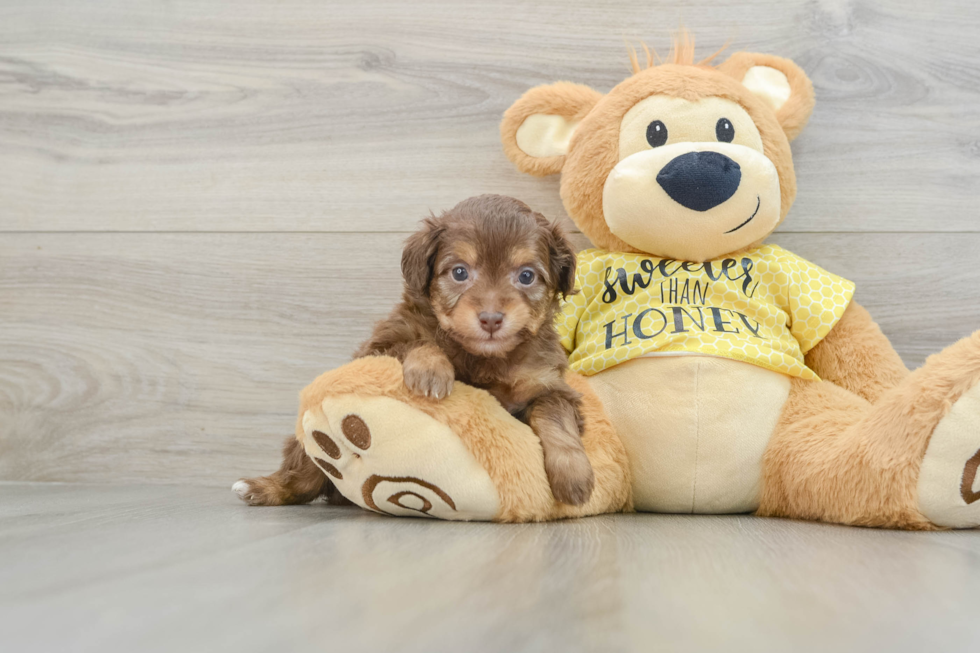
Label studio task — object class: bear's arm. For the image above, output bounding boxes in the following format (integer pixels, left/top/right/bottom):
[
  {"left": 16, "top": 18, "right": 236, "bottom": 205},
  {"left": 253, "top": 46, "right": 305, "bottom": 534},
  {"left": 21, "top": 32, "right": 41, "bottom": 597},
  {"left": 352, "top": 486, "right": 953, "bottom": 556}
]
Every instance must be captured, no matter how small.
[{"left": 803, "top": 301, "right": 909, "bottom": 403}]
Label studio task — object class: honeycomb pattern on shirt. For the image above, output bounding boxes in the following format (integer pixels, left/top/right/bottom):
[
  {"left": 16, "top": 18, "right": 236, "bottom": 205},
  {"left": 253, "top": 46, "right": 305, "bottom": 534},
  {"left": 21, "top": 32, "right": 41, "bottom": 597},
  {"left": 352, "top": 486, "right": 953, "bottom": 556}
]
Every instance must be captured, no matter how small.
[{"left": 556, "top": 244, "right": 855, "bottom": 380}]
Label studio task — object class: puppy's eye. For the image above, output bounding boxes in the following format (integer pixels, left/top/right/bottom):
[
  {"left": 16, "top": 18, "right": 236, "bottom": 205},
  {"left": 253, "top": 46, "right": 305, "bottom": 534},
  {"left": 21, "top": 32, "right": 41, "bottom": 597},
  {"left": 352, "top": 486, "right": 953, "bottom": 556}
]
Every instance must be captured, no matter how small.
[
  {"left": 716, "top": 118, "right": 734, "bottom": 143},
  {"left": 646, "top": 120, "right": 668, "bottom": 148},
  {"left": 518, "top": 269, "right": 536, "bottom": 286},
  {"left": 451, "top": 266, "right": 468, "bottom": 282}
]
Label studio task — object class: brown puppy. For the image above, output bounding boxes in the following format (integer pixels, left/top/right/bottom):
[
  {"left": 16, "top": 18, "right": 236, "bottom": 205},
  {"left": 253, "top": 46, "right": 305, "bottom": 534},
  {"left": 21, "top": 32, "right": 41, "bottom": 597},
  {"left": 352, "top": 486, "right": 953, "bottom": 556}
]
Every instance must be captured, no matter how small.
[{"left": 235, "top": 194, "right": 595, "bottom": 507}]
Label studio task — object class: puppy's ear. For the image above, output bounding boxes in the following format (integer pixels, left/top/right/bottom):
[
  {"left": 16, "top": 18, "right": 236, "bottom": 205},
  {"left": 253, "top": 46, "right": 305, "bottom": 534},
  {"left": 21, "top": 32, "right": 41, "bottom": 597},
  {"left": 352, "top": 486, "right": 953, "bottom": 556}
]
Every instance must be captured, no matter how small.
[
  {"left": 545, "top": 221, "right": 578, "bottom": 299},
  {"left": 401, "top": 217, "right": 444, "bottom": 297}
]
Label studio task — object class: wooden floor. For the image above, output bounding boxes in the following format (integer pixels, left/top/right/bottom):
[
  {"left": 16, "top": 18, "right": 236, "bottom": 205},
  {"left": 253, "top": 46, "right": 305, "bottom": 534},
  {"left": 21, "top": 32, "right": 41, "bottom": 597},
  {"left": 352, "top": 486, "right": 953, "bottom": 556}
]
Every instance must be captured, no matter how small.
[
  {"left": 2, "top": 1, "right": 980, "bottom": 650},
  {"left": 2, "top": 482, "right": 979, "bottom": 653}
]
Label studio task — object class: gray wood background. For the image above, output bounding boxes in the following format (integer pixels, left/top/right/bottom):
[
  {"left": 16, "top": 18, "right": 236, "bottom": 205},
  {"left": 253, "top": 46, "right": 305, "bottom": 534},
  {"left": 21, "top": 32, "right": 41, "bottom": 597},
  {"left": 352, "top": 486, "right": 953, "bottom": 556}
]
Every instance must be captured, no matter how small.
[{"left": 2, "top": 0, "right": 979, "bottom": 487}]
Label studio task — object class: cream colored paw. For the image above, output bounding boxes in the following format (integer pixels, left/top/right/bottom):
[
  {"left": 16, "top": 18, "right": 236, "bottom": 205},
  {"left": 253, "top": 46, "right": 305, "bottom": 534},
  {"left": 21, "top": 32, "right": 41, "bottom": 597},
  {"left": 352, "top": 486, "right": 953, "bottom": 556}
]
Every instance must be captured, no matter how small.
[
  {"left": 918, "top": 380, "right": 980, "bottom": 528},
  {"left": 298, "top": 394, "right": 500, "bottom": 521},
  {"left": 232, "top": 480, "right": 250, "bottom": 499}
]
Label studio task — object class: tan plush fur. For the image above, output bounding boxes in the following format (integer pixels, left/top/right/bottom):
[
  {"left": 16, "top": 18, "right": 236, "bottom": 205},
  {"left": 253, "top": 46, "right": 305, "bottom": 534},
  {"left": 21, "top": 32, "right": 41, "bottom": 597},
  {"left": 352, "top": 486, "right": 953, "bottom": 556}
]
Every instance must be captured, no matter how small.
[
  {"left": 562, "top": 63, "right": 797, "bottom": 256},
  {"left": 298, "top": 356, "right": 632, "bottom": 522},
  {"left": 498, "top": 36, "right": 980, "bottom": 528},
  {"left": 761, "top": 331, "right": 980, "bottom": 529},
  {"left": 804, "top": 302, "right": 909, "bottom": 403},
  {"left": 717, "top": 52, "right": 815, "bottom": 142},
  {"left": 500, "top": 82, "right": 603, "bottom": 177},
  {"left": 501, "top": 45, "right": 809, "bottom": 258},
  {"left": 627, "top": 30, "right": 726, "bottom": 73}
]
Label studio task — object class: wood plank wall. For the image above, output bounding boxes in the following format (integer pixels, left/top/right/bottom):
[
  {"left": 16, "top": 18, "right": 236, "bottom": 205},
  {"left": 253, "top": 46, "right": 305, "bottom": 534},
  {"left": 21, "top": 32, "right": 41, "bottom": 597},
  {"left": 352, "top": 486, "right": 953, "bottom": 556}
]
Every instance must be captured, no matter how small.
[{"left": 2, "top": 0, "right": 979, "bottom": 486}]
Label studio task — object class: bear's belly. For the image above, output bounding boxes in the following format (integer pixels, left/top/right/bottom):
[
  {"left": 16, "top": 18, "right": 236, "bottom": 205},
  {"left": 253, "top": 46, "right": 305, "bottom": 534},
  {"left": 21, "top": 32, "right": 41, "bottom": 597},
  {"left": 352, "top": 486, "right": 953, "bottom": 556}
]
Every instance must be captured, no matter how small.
[{"left": 588, "top": 355, "right": 790, "bottom": 513}]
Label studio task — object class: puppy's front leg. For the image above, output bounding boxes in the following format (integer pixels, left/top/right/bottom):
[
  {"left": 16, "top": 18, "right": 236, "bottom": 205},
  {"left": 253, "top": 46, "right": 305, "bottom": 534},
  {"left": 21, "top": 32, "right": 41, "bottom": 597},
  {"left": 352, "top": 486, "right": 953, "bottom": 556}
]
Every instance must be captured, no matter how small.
[
  {"left": 528, "top": 390, "right": 595, "bottom": 506},
  {"left": 402, "top": 343, "right": 455, "bottom": 399}
]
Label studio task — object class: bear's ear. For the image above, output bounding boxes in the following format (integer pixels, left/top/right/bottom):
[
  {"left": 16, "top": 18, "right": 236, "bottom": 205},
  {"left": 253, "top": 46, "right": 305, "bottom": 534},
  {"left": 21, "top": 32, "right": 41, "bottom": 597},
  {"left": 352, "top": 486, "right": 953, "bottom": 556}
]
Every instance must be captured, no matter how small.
[
  {"left": 501, "top": 82, "right": 603, "bottom": 177},
  {"left": 718, "top": 52, "right": 815, "bottom": 141}
]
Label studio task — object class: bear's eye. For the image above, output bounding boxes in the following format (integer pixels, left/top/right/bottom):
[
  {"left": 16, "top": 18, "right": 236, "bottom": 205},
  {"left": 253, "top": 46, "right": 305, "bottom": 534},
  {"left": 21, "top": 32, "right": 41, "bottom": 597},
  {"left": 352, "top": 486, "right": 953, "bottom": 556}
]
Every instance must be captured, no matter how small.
[
  {"left": 452, "top": 266, "right": 468, "bottom": 282},
  {"left": 716, "top": 118, "right": 735, "bottom": 143},
  {"left": 646, "top": 120, "right": 668, "bottom": 148}
]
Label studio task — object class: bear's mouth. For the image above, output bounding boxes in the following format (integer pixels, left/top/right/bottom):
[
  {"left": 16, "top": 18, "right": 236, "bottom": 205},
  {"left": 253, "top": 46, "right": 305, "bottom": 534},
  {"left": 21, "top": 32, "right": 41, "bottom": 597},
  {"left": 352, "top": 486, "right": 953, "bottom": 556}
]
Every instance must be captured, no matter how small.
[{"left": 723, "top": 196, "right": 761, "bottom": 234}]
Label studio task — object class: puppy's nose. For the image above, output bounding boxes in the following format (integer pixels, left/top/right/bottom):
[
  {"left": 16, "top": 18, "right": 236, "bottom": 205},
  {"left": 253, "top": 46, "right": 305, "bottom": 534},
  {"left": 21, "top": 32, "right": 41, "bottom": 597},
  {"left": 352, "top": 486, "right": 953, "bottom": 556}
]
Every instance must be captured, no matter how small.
[
  {"left": 479, "top": 312, "right": 505, "bottom": 334},
  {"left": 656, "top": 151, "right": 741, "bottom": 212}
]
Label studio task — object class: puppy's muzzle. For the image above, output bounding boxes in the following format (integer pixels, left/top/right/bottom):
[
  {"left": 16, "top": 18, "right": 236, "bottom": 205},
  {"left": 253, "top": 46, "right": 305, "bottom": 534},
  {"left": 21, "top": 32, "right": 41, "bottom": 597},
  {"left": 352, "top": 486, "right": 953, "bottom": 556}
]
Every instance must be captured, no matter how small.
[{"left": 656, "top": 151, "right": 742, "bottom": 212}]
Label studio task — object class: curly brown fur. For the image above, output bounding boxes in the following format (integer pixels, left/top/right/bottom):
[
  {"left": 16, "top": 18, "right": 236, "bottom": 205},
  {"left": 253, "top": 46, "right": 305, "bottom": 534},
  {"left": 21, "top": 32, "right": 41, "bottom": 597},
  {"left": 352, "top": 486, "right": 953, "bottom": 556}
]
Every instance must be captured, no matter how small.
[
  {"left": 236, "top": 194, "right": 593, "bottom": 507},
  {"left": 526, "top": 389, "right": 594, "bottom": 506},
  {"left": 360, "top": 194, "right": 592, "bottom": 505}
]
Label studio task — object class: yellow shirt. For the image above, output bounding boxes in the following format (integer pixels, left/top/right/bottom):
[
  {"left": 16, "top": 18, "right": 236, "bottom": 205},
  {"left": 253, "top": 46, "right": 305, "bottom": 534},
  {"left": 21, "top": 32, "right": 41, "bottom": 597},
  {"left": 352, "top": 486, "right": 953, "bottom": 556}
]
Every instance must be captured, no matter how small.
[{"left": 557, "top": 244, "right": 854, "bottom": 380}]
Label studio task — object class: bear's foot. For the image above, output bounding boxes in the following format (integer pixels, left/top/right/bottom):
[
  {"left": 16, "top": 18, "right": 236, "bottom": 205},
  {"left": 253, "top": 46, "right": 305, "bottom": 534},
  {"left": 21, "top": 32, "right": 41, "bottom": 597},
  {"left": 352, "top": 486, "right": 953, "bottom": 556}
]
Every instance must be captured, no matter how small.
[
  {"left": 918, "top": 379, "right": 980, "bottom": 528},
  {"left": 299, "top": 393, "right": 501, "bottom": 521}
]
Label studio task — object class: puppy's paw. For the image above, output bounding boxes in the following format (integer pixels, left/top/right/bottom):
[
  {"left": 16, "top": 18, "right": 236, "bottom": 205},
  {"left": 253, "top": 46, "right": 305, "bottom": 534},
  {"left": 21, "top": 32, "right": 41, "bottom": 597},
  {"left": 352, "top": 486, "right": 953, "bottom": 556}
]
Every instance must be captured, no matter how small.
[
  {"left": 404, "top": 364, "right": 454, "bottom": 399},
  {"left": 544, "top": 446, "right": 595, "bottom": 506},
  {"left": 402, "top": 346, "right": 455, "bottom": 399},
  {"left": 232, "top": 478, "right": 287, "bottom": 506}
]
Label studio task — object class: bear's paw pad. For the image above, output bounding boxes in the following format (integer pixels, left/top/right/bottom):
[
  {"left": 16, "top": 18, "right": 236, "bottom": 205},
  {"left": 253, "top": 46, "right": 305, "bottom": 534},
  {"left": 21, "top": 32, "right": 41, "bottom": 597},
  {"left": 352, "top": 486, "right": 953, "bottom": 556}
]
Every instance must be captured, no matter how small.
[
  {"left": 301, "top": 394, "right": 500, "bottom": 521},
  {"left": 918, "top": 380, "right": 980, "bottom": 528}
]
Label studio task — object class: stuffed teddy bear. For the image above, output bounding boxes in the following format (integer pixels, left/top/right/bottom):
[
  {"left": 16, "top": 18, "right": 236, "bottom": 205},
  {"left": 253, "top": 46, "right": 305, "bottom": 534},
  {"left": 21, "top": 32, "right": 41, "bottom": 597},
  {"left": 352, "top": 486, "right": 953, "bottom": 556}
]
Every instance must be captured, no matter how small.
[{"left": 287, "top": 37, "right": 980, "bottom": 529}]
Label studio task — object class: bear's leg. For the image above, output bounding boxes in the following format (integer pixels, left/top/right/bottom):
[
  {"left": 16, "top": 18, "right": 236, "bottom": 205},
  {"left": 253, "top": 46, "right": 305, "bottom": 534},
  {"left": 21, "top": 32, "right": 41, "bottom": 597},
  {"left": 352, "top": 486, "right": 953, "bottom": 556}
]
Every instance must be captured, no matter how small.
[
  {"left": 759, "top": 332, "right": 980, "bottom": 529},
  {"left": 248, "top": 356, "right": 631, "bottom": 522},
  {"left": 804, "top": 302, "right": 910, "bottom": 403}
]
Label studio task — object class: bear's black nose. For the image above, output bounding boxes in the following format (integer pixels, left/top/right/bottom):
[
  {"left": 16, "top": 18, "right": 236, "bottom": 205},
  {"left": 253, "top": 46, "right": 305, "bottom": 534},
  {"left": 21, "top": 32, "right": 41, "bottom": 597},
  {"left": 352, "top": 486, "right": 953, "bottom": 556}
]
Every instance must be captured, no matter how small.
[{"left": 656, "top": 151, "right": 741, "bottom": 212}]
